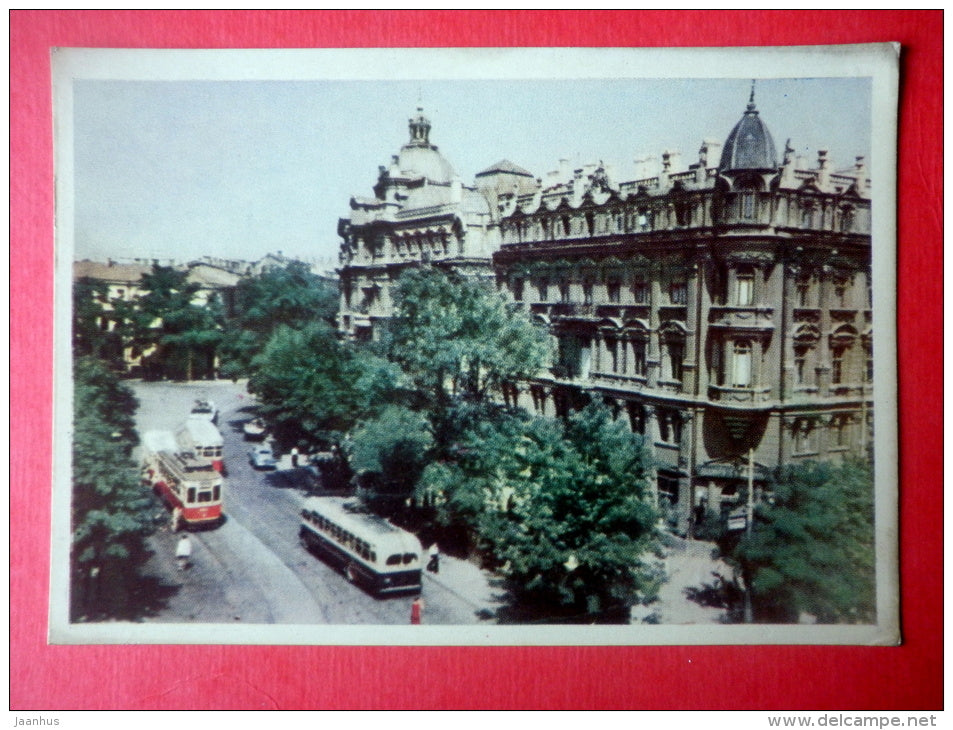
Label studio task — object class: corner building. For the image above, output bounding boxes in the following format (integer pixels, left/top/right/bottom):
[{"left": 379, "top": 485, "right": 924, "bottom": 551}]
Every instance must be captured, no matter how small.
[
  {"left": 337, "top": 108, "right": 527, "bottom": 341},
  {"left": 492, "top": 92, "right": 873, "bottom": 531}
]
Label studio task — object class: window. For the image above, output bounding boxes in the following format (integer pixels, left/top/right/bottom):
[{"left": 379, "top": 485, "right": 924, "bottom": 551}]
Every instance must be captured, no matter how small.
[
  {"left": 795, "top": 277, "right": 810, "bottom": 307},
  {"left": 741, "top": 191, "right": 756, "bottom": 219},
  {"left": 801, "top": 204, "right": 815, "bottom": 228},
  {"left": 627, "top": 402, "right": 646, "bottom": 434},
  {"left": 559, "top": 280, "right": 571, "bottom": 303},
  {"left": 585, "top": 211, "right": 595, "bottom": 235},
  {"left": 839, "top": 206, "right": 855, "bottom": 233},
  {"left": 637, "top": 209, "right": 650, "bottom": 231},
  {"left": 633, "top": 339, "right": 647, "bottom": 376},
  {"left": 513, "top": 278, "right": 524, "bottom": 302},
  {"left": 831, "top": 346, "right": 846, "bottom": 384},
  {"left": 666, "top": 340, "right": 685, "bottom": 382},
  {"left": 607, "top": 280, "right": 621, "bottom": 303},
  {"left": 669, "top": 282, "right": 687, "bottom": 305},
  {"left": 833, "top": 278, "right": 848, "bottom": 308},
  {"left": 732, "top": 340, "right": 752, "bottom": 387},
  {"left": 865, "top": 344, "right": 874, "bottom": 383},
  {"left": 794, "top": 345, "right": 811, "bottom": 386},
  {"left": 633, "top": 280, "right": 648, "bottom": 303},
  {"left": 830, "top": 417, "right": 849, "bottom": 449},
  {"left": 736, "top": 271, "right": 754, "bottom": 306},
  {"left": 658, "top": 410, "right": 682, "bottom": 445},
  {"left": 583, "top": 281, "right": 593, "bottom": 306},
  {"left": 561, "top": 215, "right": 572, "bottom": 236},
  {"left": 794, "top": 420, "right": 817, "bottom": 454},
  {"left": 606, "top": 338, "right": 618, "bottom": 373},
  {"left": 537, "top": 279, "right": 549, "bottom": 301}
]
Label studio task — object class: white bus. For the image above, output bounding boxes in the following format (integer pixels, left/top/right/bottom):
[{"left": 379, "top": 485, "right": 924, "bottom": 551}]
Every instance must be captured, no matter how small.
[
  {"left": 177, "top": 418, "right": 225, "bottom": 473},
  {"left": 298, "top": 496, "right": 423, "bottom": 596}
]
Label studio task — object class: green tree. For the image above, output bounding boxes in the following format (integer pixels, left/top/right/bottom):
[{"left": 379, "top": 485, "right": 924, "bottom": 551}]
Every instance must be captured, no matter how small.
[
  {"left": 348, "top": 405, "right": 433, "bottom": 512},
  {"left": 73, "top": 277, "right": 129, "bottom": 367},
  {"left": 71, "top": 357, "right": 157, "bottom": 620},
  {"left": 219, "top": 262, "right": 338, "bottom": 379},
  {"left": 247, "top": 321, "right": 401, "bottom": 449},
  {"left": 420, "top": 402, "right": 661, "bottom": 622},
  {"left": 131, "top": 265, "right": 223, "bottom": 380},
  {"left": 389, "top": 267, "right": 551, "bottom": 412},
  {"left": 722, "top": 458, "right": 876, "bottom": 623}
]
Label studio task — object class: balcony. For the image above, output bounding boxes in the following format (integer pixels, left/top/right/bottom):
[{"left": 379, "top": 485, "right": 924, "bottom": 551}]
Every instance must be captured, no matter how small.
[
  {"left": 708, "top": 383, "right": 773, "bottom": 406},
  {"left": 707, "top": 306, "right": 775, "bottom": 333}
]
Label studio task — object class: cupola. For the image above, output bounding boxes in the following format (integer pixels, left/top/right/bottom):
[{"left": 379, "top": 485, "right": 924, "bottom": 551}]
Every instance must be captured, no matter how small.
[{"left": 719, "top": 83, "right": 778, "bottom": 173}]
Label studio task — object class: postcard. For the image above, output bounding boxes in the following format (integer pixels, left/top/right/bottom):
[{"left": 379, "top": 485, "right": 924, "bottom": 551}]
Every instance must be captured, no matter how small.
[{"left": 51, "top": 43, "right": 899, "bottom": 645}]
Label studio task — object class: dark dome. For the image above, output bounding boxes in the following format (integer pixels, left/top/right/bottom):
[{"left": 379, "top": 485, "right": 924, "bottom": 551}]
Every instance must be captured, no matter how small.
[{"left": 719, "top": 94, "right": 778, "bottom": 173}]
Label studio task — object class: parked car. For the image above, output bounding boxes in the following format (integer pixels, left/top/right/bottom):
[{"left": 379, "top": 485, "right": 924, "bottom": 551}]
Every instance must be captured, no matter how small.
[
  {"left": 248, "top": 444, "right": 277, "bottom": 470},
  {"left": 243, "top": 417, "right": 267, "bottom": 441},
  {"left": 190, "top": 399, "right": 218, "bottom": 425}
]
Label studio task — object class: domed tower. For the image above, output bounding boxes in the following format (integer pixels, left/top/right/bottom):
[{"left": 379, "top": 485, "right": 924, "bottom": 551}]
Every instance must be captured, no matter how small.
[
  {"left": 718, "top": 83, "right": 779, "bottom": 191},
  {"left": 395, "top": 106, "right": 455, "bottom": 185}
]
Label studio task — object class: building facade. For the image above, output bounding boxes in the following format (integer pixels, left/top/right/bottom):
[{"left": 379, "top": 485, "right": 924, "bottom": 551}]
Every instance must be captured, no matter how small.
[
  {"left": 491, "top": 92, "right": 873, "bottom": 530},
  {"left": 337, "top": 108, "right": 529, "bottom": 341}
]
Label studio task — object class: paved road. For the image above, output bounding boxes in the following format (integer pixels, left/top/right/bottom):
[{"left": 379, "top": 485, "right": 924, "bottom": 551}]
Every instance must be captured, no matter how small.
[{"left": 133, "top": 380, "right": 496, "bottom": 625}]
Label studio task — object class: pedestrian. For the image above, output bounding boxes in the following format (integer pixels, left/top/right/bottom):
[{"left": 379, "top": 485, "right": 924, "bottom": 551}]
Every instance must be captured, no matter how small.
[
  {"left": 171, "top": 506, "right": 182, "bottom": 533},
  {"left": 427, "top": 543, "right": 440, "bottom": 574},
  {"left": 410, "top": 595, "right": 424, "bottom": 625},
  {"left": 291, "top": 446, "right": 299, "bottom": 468},
  {"left": 176, "top": 534, "right": 192, "bottom": 571}
]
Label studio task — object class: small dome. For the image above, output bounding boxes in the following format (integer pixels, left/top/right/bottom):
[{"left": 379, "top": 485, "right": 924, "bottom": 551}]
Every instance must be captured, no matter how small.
[
  {"left": 719, "top": 89, "right": 778, "bottom": 173},
  {"left": 398, "top": 107, "right": 455, "bottom": 184}
]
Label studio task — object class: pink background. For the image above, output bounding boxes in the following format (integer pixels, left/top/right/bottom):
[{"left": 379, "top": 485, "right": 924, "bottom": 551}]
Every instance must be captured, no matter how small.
[{"left": 11, "top": 10, "right": 942, "bottom": 710}]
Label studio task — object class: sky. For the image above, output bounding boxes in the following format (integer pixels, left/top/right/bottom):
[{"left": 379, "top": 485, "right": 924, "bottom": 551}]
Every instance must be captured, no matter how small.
[{"left": 70, "top": 73, "right": 872, "bottom": 268}]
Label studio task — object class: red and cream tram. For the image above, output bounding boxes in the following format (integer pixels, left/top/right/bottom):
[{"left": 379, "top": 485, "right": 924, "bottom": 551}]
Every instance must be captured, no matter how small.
[
  {"left": 299, "top": 496, "right": 422, "bottom": 596},
  {"left": 177, "top": 418, "right": 225, "bottom": 473},
  {"left": 142, "top": 430, "right": 224, "bottom": 527}
]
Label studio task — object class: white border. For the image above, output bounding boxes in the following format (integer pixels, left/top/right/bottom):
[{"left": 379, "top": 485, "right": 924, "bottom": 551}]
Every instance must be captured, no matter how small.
[{"left": 50, "top": 44, "right": 899, "bottom": 646}]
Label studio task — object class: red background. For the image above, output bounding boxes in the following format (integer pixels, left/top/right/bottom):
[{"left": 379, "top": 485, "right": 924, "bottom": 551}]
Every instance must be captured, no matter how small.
[{"left": 10, "top": 10, "right": 942, "bottom": 710}]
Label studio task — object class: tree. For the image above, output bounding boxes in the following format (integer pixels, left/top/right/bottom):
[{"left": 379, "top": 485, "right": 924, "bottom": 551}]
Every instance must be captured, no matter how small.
[
  {"left": 130, "top": 265, "right": 223, "bottom": 380},
  {"left": 389, "top": 267, "right": 551, "bottom": 412},
  {"left": 721, "top": 458, "right": 876, "bottom": 623},
  {"left": 419, "top": 402, "right": 662, "bottom": 622},
  {"left": 71, "top": 357, "right": 157, "bottom": 620},
  {"left": 348, "top": 405, "right": 433, "bottom": 512},
  {"left": 247, "top": 321, "right": 401, "bottom": 449},
  {"left": 219, "top": 262, "right": 338, "bottom": 379}
]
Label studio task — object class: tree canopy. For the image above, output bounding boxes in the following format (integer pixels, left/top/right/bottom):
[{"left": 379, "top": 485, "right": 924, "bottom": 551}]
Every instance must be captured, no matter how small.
[
  {"left": 247, "top": 321, "right": 401, "bottom": 449},
  {"left": 389, "top": 267, "right": 551, "bottom": 407},
  {"left": 722, "top": 458, "right": 876, "bottom": 623},
  {"left": 219, "top": 262, "right": 338, "bottom": 379},
  {"left": 131, "top": 265, "right": 224, "bottom": 380},
  {"left": 71, "top": 357, "right": 157, "bottom": 620},
  {"left": 420, "top": 402, "right": 661, "bottom": 622}
]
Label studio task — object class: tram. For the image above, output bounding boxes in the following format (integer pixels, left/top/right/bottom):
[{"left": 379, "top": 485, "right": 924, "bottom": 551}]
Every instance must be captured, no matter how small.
[
  {"left": 177, "top": 418, "right": 225, "bottom": 473},
  {"left": 299, "top": 496, "right": 422, "bottom": 596},
  {"left": 142, "top": 430, "right": 224, "bottom": 528}
]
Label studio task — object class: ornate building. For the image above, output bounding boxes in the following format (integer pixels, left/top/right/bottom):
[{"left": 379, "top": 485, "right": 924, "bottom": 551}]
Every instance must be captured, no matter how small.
[
  {"left": 337, "top": 108, "right": 527, "bottom": 341},
  {"left": 491, "top": 90, "right": 873, "bottom": 530}
]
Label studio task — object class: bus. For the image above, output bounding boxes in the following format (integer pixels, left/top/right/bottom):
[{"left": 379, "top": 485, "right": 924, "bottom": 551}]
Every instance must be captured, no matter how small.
[
  {"left": 177, "top": 418, "right": 225, "bottom": 473},
  {"left": 142, "top": 430, "right": 224, "bottom": 528},
  {"left": 298, "top": 496, "right": 422, "bottom": 596}
]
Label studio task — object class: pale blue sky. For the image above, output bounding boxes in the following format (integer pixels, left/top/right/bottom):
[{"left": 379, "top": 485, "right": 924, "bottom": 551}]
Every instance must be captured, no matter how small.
[{"left": 72, "top": 76, "right": 871, "bottom": 267}]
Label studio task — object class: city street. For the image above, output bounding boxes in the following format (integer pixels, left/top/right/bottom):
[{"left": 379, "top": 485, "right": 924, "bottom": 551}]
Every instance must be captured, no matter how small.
[{"left": 132, "top": 379, "right": 503, "bottom": 625}]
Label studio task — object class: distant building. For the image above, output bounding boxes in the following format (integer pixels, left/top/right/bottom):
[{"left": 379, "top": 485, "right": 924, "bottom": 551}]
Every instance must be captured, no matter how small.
[
  {"left": 491, "top": 89, "right": 873, "bottom": 530},
  {"left": 336, "top": 108, "right": 519, "bottom": 341}
]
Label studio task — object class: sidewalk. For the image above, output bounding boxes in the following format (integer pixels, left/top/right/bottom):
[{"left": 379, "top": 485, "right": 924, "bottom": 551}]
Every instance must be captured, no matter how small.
[{"left": 422, "top": 553, "right": 504, "bottom": 620}]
